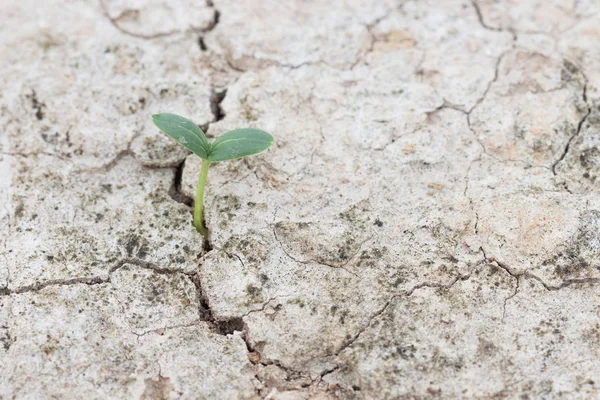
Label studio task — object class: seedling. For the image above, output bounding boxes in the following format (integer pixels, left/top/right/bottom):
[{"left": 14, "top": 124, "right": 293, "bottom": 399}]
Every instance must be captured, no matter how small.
[{"left": 152, "top": 113, "right": 274, "bottom": 237}]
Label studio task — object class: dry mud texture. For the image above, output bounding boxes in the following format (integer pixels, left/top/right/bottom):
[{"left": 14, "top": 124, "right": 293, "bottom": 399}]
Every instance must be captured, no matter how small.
[{"left": 1, "top": 0, "right": 600, "bottom": 399}]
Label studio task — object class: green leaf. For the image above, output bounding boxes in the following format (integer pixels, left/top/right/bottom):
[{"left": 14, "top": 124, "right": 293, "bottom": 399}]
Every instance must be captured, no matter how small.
[
  {"left": 151, "top": 113, "right": 210, "bottom": 159},
  {"left": 208, "top": 128, "right": 274, "bottom": 162}
]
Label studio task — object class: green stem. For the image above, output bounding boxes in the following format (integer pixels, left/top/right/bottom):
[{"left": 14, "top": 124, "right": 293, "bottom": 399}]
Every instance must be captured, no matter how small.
[{"left": 194, "top": 159, "right": 211, "bottom": 237}]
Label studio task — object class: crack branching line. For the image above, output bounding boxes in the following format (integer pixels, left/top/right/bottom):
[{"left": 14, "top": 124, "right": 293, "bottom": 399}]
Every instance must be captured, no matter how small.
[
  {"left": 463, "top": 5, "right": 517, "bottom": 158},
  {"left": 467, "top": 48, "right": 512, "bottom": 116},
  {"left": 132, "top": 320, "right": 204, "bottom": 339},
  {"left": 551, "top": 83, "right": 591, "bottom": 175},
  {"left": 239, "top": 295, "right": 292, "bottom": 319},
  {"left": 78, "top": 148, "right": 135, "bottom": 174},
  {"left": 501, "top": 272, "right": 519, "bottom": 322},
  {"left": 216, "top": 247, "right": 246, "bottom": 269},
  {"left": 436, "top": 44, "right": 513, "bottom": 164},
  {"left": 100, "top": 0, "right": 221, "bottom": 40},
  {"left": 321, "top": 251, "right": 600, "bottom": 381},
  {"left": 478, "top": 247, "right": 520, "bottom": 321},
  {"left": 502, "top": 277, "right": 519, "bottom": 321},
  {"left": 471, "top": 0, "right": 517, "bottom": 40},
  {"left": 271, "top": 224, "right": 365, "bottom": 277},
  {"left": 349, "top": 5, "right": 399, "bottom": 70},
  {"left": 108, "top": 257, "right": 197, "bottom": 276},
  {"left": 314, "top": 237, "right": 373, "bottom": 277},
  {"left": 242, "top": 325, "right": 317, "bottom": 393},
  {"left": 485, "top": 248, "right": 600, "bottom": 292},
  {"left": 239, "top": 272, "right": 477, "bottom": 389},
  {"left": 327, "top": 244, "right": 600, "bottom": 362},
  {"left": 204, "top": 87, "right": 227, "bottom": 135},
  {"left": 527, "top": 274, "right": 600, "bottom": 291},
  {"left": 330, "top": 272, "right": 474, "bottom": 359},
  {"left": 470, "top": 1, "right": 592, "bottom": 180},
  {"left": 1, "top": 275, "right": 107, "bottom": 296},
  {"left": 4, "top": 124, "right": 141, "bottom": 175},
  {"left": 75, "top": 123, "right": 144, "bottom": 174},
  {"left": 168, "top": 159, "right": 194, "bottom": 206},
  {"left": 0, "top": 257, "right": 195, "bottom": 297}
]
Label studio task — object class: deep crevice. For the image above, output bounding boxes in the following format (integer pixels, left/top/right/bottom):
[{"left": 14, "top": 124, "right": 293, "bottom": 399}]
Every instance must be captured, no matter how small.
[
  {"left": 202, "top": 237, "right": 213, "bottom": 253},
  {"left": 189, "top": 273, "right": 240, "bottom": 335},
  {"left": 213, "top": 317, "right": 244, "bottom": 335},
  {"left": 197, "top": 36, "right": 207, "bottom": 51},
  {"left": 26, "top": 89, "right": 45, "bottom": 120},
  {"left": 166, "top": 161, "right": 212, "bottom": 252},
  {"left": 210, "top": 88, "right": 227, "bottom": 123},
  {"left": 168, "top": 160, "right": 194, "bottom": 207},
  {"left": 198, "top": 8, "right": 221, "bottom": 35},
  {"left": 195, "top": 3, "right": 220, "bottom": 53}
]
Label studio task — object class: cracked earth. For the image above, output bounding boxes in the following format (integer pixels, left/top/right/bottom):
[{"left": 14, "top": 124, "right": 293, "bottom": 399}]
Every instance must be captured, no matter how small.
[{"left": 1, "top": 0, "right": 600, "bottom": 399}]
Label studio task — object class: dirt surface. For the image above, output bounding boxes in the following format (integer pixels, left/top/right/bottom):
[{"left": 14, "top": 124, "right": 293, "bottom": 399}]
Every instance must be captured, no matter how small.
[{"left": 1, "top": 0, "right": 600, "bottom": 398}]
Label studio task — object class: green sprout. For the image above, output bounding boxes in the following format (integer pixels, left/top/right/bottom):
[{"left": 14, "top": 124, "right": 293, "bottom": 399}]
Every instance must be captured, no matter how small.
[{"left": 152, "top": 113, "right": 274, "bottom": 237}]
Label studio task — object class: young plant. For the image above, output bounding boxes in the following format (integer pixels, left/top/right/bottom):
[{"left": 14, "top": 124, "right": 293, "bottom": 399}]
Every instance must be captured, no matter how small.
[{"left": 152, "top": 113, "right": 274, "bottom": 237}]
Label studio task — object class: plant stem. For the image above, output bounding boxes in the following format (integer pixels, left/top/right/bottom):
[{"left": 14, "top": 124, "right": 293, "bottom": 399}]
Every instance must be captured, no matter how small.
[{"left": 194, "top": 159, "right": 211, "bottom": 237}]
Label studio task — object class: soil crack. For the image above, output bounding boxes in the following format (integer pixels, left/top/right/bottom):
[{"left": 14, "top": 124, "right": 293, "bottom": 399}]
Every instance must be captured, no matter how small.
[
  {"left": 0, "top": 257, "right": 197, "bottom": 297},
  {"left": 551, "top": 82, "right": 591, "bottom": 175},
  {"left": 471, "top": 0, "right": 517, "bottom": 40},
  {"left": 100, "top": 0, "right": 221, "bottom": 40},
  {"left": 187, "top": 273, "right": 243, "bottom": 335}
]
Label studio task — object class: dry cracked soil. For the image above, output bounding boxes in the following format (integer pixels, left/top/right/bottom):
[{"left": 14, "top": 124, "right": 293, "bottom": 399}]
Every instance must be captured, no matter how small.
[{"left": 1, "top": 0, "right": 600, "bottom": 399}]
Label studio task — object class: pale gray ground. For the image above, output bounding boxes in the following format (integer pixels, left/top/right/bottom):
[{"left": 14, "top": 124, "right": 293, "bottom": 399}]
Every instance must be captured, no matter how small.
[{"left": 1, "top": 0, "right": 600, "bottom": 399}]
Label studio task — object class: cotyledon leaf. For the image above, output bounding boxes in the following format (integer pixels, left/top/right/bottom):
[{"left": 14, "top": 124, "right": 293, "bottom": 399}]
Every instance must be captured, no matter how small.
[
  {"left": 207, "top": 128, "right": 274, "bottom": 162},
  {"left": 152, "top": 113, "right": 210, "bottom": 159}
]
